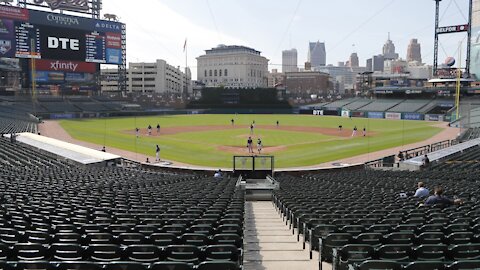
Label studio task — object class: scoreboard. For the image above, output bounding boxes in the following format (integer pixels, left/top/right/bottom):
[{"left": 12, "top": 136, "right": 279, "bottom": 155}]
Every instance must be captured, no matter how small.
[{"left": 0, "top": 5, "right": 123, "bottom": 65}]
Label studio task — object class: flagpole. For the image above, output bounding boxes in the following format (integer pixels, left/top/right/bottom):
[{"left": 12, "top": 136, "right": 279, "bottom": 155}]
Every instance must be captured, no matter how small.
[{"left": 184, "top": 38, "right": 188, "bottom": 99}]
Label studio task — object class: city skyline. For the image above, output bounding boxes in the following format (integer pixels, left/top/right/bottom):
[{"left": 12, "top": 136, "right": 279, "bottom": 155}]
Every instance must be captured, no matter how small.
[{"left": 101, "top": 0, "right": 471, "bottom": 79}]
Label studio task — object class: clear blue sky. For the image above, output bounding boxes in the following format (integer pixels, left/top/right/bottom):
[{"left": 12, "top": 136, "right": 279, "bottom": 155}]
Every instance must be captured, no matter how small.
[{"left": 102, "top": 0, "right": 470, "bottom": 78}]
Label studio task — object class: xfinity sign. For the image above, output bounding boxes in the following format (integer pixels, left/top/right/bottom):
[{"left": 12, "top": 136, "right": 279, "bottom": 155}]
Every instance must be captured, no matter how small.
[{"left": 50, "top": 60, "right": 78, "bottom": 71}]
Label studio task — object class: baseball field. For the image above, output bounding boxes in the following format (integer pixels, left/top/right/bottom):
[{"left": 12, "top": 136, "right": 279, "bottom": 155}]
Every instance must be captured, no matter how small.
[{"left": 59, "top": 114, "right": 443, "bottom": 168}]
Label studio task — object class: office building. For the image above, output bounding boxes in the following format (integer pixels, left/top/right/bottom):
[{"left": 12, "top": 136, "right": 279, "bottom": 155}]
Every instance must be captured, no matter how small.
[
  {"left": 308, "top": 41, "right": 326, "bottom": 67},
  {"left": 383, "top": 33, "right": 399, "bottom": 60},
  {"left": 349, "top": 53, "right": 359, "bottom": 67},
  {"left": 373, "top": 55, "right": 385, "bottom": 72},
  {"left": 282, "top": 49, "right": 298, "bottom": 73},
  {"left": 407, "top": 39, "right": 422, "bottom": 63}
]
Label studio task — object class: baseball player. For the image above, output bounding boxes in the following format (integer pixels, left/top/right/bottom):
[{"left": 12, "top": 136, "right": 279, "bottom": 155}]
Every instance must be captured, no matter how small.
[
  {"left": 247, "top": 137, "right": 253, "bottom": 153},
  {"left": 155, "top": 144, "right": 161, "bottom": 162},
  {"left": 257, "top": 138, "right": 263, "bottom": 154},
  {"left": 351, "top": 126, "right": 357, "bottom": 137}
]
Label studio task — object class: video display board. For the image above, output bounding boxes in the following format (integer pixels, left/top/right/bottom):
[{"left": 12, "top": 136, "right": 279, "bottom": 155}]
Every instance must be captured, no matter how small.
[{"left": 0, "top": 5, "right": 123, "bottom": 65}]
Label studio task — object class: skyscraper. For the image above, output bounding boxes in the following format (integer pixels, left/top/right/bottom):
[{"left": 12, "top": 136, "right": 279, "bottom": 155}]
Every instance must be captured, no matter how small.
[
  {"left": 349, "top": 53, "right": 359, "bottom": 67},
  {"left": 407, "top": 39, "right": 422, "bottom": 63},
  {"left": 282, "top": 49, "right": 298, "bottom": 73},
  {"left": 373, "top": 55, "right": 385, "bottom": 72},
  {"left": 366, "top": 58, "right": 373, "bottom": 71},
  {"left": 383, "top": 33, "right": 399, "bottom": 60},
  {"left": 308, "top": 41, "right": 326, "bottom": 67}
]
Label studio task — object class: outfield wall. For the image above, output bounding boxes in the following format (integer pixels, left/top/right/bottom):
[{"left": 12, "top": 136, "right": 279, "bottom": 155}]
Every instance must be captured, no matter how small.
[{"left": 299, "top": 109, "right": 444, "bottom": 122}]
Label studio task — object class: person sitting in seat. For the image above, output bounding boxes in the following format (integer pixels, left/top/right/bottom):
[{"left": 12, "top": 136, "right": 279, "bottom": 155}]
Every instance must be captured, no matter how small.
[
  {"left": 214, "top": 169, "right": 222, "bottom": 178},
  {"left": 414, "top": 182, "right": 429, "bottom": 198},
  {"left": 423, "top": 186, "right": 462, "bottom": 207}
]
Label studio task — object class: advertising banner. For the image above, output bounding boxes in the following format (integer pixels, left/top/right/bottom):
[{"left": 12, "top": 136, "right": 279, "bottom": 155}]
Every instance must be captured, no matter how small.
[
  {"left": 106, "top": 48, "right": 122, "bottom": 64},
  {"left": 106, "top": 33, "right": 122, "bottom": 49},
  {"left": 367, "top": 112, "right": 384, "bottom": 119},
  {"left": 0, "top": 6, "right": 29, "bottom": 21},
  {"left": 403, "top": 113, "right": 424, "bottom": 121},
  {"left": 29, "top": 9, "right": 91, "bottom": 31},
  {"left": 50, "top": 113, "right": 76, "bottom": 119},
  {"left": 93, "top": 20, "right": 122, "bottom": 34},
  {"left": 385, "top": 112, "right": 401, "bottom": 120},
  {"left": 35, "top": 71, "right": 65, "bottom": 82},
  {"left": 35, "top": 59, "right": 97, "bottom": 73},
  {"left": 351, "top": 111, "right": 365, "bottom": 118},
  {"left": 39, "top": 25, "right": 86, "bottom": 61},
  {"left": 0, "top": 19, "right": 15, "bottom": 58},
  {"left": 313, "top": 110, "right": 324, "bottom": 116},
  {"left": 341, "top": 110, "right": 350, "bottom": 118},
  {"left": 425, "top": 114, "right": 444, "bottom": 122}
]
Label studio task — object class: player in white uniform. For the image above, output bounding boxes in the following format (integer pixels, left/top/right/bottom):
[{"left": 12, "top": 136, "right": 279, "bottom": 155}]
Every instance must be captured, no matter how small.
[{"left": 257, "top": 138, "right": 263, "bottom": 154}]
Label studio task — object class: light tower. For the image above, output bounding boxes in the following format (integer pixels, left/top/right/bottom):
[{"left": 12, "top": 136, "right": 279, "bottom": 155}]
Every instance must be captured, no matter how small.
[{"left": 433, "top": 0, "right": 473, "bottom": 77}]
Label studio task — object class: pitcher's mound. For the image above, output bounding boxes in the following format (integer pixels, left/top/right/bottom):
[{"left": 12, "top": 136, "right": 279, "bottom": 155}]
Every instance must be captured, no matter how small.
[{"left": 218, "top": 145, "right": 287, "bottom": 155}]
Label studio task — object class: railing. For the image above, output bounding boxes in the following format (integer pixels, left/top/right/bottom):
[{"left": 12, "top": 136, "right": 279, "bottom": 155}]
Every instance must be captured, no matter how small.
[
  {"left": 366, "top": 139, "right": 459, "bottom": 169},
  {"left": 400, "top": 139, "right": 455, "bottom": 160},
  {"left": 266, "top": 175, "right": 280, "bottom": 190},
  {"left": 365, "top": 155, "right": 396, "bottom": 168}
]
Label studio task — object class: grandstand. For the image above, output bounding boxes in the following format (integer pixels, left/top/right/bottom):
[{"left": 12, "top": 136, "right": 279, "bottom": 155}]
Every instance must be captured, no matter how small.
[
  {"left": 0, "top": 135, "right": 245, "bottom": 270},
  {"left": 342, "top": 99, "right": 373, "bottom": 111},
  {"left": 274, "top": 168, "right": 480, "bottom": 270},
  {"left": 388, "top": 100, "right": 433, "bottom": 113},
  {"left": 357, "top": 99, "right": 404, "bottom": 112},
  {"left": 0, "top": 104, "right": 480, "bottom": 270},
  {"left": 3, "top": 94, "right": 480, "bottom": 269}
]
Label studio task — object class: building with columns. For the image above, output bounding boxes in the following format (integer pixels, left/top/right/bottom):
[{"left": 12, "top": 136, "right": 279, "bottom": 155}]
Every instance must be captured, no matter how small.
[{"left": 196, "top": 45, "right": 269, "bottom": 88}]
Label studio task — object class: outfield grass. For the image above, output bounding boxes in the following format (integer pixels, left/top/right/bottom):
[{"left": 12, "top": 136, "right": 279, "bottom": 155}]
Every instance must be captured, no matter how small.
[{"left": 60, "top": 114, "right": 442, "bottom": 168}]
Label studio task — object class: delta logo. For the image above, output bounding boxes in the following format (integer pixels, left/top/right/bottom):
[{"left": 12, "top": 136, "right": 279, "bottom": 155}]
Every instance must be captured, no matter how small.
[{"left": 95, "top": 22, "right": 121, "bottom": 31}]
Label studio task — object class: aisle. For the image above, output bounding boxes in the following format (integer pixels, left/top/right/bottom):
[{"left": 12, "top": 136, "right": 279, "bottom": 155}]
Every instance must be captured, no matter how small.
[{"left": 243, "top": 201, "right": 332, "bottom": 270}]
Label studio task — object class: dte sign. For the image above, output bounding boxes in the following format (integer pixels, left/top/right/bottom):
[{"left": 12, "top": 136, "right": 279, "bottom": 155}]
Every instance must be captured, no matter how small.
[{"left": 47, "top": 37, "right": 80, "bottom": 51}]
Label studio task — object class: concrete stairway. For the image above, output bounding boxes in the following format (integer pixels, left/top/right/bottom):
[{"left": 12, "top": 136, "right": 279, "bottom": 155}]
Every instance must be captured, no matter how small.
[{"left": 243, "top": 201, "right": 332, "bottom": 270}]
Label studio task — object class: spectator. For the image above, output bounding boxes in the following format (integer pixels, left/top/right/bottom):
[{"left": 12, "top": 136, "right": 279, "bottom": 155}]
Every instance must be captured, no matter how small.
[
  {"left": 214, "top": 169, "right": 222, "bottom": 178},
  {"left": 422, "top": 154, "right": 430, "bottom": 169},
  {"left": 423, "top": 186, "right": 462, "bottom": 207},
  {"left": 414, "top": 182, "right": 429, "bottom": 198}
]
